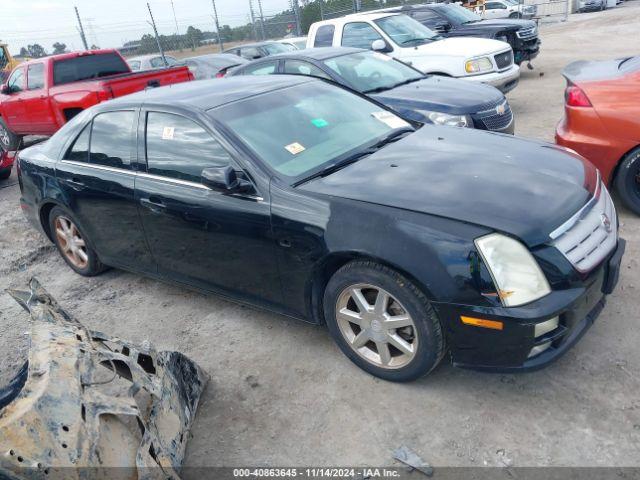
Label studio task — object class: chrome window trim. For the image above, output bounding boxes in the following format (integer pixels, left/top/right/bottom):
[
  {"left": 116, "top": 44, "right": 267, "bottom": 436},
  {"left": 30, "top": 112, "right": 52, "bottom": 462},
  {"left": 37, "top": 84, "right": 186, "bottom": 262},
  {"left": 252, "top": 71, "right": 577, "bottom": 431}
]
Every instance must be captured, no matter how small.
[
  {"left": 136, "top": 171, "right": 211, "bottom": 190},
  {"left": 549, "top": 171, "right": 601, "bottom": 240},
  {"left": 60, "top": 160, "right": 135, "bottom": 175}
]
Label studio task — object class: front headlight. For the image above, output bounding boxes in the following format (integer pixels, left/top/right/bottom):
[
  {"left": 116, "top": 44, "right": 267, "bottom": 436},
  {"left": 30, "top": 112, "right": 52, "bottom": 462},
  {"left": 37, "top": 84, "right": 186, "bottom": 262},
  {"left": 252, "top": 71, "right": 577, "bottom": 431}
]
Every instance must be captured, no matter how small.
[
  {"left": 475, "top": 233, "right": 551, "bottom": 307},
  {"left": 418, "top": 110, "right": 471, "bottom": 127},
  {"left": 465, "top": 57, "right": 493, "bottom": 74}
]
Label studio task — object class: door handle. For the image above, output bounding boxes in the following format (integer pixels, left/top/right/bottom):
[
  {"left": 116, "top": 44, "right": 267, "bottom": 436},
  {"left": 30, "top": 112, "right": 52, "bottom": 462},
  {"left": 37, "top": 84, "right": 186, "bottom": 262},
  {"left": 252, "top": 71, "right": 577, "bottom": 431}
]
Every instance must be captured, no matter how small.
[{"left": 140, "top": 196, "right": 166, "bottom": 214}]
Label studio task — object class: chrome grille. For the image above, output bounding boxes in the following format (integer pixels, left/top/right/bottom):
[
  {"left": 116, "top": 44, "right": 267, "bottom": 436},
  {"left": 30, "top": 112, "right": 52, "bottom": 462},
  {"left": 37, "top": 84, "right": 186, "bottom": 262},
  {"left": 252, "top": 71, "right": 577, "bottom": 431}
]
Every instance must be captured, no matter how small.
[
  {"left": 516, "top": 25, "right": 537, "bottom": 40},
  {"left": 551, "top": 181, "right": 617, "bottom": 273},
  {"left": 494, "top": 50, "right": 513, "bottom": 70},
  {"left": 473, "top": 101, "right": 513, "bottom": 131}
]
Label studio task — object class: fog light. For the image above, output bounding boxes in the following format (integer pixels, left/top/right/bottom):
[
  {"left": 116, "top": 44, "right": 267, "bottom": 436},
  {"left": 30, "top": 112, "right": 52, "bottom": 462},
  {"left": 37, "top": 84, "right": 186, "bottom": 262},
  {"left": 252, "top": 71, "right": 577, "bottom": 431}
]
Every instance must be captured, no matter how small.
[
  {"left": 534, "top": 316, "right": 559, "bottom": 338},
  {"left": 528, "top": 341, "right": 552, "bottom": 358}
]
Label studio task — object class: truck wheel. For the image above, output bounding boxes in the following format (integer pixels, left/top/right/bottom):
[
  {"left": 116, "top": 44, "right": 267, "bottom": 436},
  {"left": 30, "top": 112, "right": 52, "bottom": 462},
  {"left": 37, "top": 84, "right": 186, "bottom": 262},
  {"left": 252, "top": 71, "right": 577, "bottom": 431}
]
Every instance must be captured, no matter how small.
[
  {"left": 323, "top": 261, "right": 445, "bottom": 382},
  {"left": 0, "top": 167, "right": 11, "bottom": 180},
  {"left": 49, "top": 206, "right": 107, "bottom": 276},
  {"left": 0, "top": 118, "right": 21, "bottom": 152},
  {"left": 614, "top": 147, "right": 640, "bottom": 216},
  {"left": 509, "top": 12, "right": 521, "bottom": 18}
]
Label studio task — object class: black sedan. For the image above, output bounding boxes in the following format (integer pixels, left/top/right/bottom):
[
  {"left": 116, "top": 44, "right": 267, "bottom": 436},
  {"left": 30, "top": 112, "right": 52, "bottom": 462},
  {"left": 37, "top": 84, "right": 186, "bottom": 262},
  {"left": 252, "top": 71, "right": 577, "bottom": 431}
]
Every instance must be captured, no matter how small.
[
  {"left": 17, "top": 76, "right": 624, "bottom": 382},
  {"left": 231, "top": 47, "right": 514, "bottom": 134}
]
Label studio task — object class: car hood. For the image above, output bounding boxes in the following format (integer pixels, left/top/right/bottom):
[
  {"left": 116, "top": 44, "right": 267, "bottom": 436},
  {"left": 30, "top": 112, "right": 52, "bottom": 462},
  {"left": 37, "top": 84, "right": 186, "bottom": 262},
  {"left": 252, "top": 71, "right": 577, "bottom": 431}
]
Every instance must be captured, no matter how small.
[
  {"left": 412, "top": 36, "right": 511, "bottom": 57},
  {"left": 476, "top": 18, "right": 537, "bottom": 30},
  {"left": 299, "top": 126, "right": 597, "bottom": 247},
  {"left": 371, "top": 76, "right": 504, "bottom": 114}
]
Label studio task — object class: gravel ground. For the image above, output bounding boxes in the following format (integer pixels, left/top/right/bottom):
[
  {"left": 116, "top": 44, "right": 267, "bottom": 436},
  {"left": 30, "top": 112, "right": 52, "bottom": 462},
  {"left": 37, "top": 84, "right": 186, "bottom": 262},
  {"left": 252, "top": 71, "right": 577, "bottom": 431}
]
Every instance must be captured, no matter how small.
[{"left": 0, "top": 3, "right": 639, "bottom": 470}]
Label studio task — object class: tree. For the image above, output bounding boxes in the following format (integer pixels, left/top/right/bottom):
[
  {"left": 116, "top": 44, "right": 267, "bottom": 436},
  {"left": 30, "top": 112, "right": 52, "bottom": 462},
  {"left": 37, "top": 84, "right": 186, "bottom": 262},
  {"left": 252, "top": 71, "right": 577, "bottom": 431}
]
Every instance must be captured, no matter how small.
[
  {"left": 90, "top": 44, "right": 100, "bottom": 50},
  {"left": 186, "top": 26, "right": 203, "bottom": 50},
  {"left": 220, "top": 25, "right": 232, "bottom": 42},
  {"left": 52, "top": 42, "right": 67, "bottom": 54},
  {"left": 19, "top": 47, "right": 28, "bottom": 57},
  {"left": 27, "top": 44, "right": 47, "bottom": 58}
]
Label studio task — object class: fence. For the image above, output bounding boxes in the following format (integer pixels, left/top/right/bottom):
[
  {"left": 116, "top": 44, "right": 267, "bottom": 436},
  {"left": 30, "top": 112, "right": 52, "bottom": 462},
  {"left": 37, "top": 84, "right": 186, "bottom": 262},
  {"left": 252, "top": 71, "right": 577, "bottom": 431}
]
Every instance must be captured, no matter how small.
[{"left": 4, "top": 0, "right": 570, "bottom": 62}]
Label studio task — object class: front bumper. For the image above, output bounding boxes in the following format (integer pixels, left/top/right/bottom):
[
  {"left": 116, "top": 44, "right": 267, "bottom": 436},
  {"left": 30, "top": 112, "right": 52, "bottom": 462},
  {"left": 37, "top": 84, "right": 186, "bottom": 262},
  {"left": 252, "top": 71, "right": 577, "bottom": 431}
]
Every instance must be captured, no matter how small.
[
  {"left": 462, "top": 64, "right": 520, "bottom": 94},
  {"left": 434, "top": 238, "right": 625, "bottom": 372},
  {"left": 514, "top": 39, "right": 541, "bottom": 63}
]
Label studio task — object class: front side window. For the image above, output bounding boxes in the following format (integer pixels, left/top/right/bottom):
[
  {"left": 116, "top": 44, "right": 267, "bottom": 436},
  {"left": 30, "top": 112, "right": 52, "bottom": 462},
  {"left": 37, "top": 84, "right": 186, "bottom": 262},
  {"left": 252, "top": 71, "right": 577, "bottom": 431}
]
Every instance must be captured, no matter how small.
[
  {"left": 89, "top": 111, "right": 135, "bottom": 170},
  {"left": 243, "top": 61, "right": 278, "bottom": 75},
  {"left": 374, "top": 15, "right": 440, "bottom": 47},
  {"left": 240, "top": 47, "right": 262, "bottom": 60},
  {"left": 7, "top": 68, "right": 25, "bottom": 92},
  {"left": 341, "top": 22, "right": 385, "bottom": 49},
  {"left": 324, "top": 51, "right": 422, "bottom": 93},
  {"left": 27, "top": 64, "right": 45, "bottom": 90},
  {"left": 215, "top": 82, "right": 411, "bottom": 180},
  {"left": 314, "top": 25, "right": 335, "bottom": 47},
  {"left": 283, "top": 60, "right": 331, "bottom": 79},
  {"left": 486, "top": 2, "right": 507, "bottom": 8},
  {"left": 145, "top": 112, "right": 232, "bottom": 183}
]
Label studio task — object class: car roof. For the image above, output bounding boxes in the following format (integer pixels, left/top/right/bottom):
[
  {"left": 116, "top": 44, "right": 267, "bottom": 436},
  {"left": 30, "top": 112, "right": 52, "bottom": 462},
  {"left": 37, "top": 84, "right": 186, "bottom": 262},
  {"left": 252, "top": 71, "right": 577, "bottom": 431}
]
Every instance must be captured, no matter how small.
[
  {"left": 102, "top": 75, "right": 317, "bottom": 111},
  {"left": 264, "top": 46, "right": 365, "bottom": 61},
  {"left": 312, "top": 11, "right": 400, "bottom": 27},
  {"left": 127, "top": 54, "right": 175, "bottom": 62},
  {"left": 277, "top": 36, "right": 307, "bottom": 43},
  {"left": 225, "top": 41, "right": 281, "bottom": 50},
  {"left": 183, "top": 53, "right": 247, "bottom": 63}
]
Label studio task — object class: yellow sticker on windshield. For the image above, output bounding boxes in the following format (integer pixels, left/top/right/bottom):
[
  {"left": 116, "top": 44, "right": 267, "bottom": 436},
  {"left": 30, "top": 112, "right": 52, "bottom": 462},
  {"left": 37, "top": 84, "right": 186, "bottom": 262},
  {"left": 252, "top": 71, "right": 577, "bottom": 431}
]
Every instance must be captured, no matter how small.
[
  {"left": 371, "top": 111, "right": 411, "bottom": 129},
  {"left": 285, "top": 142, "right": 306, "bottom": 155}
]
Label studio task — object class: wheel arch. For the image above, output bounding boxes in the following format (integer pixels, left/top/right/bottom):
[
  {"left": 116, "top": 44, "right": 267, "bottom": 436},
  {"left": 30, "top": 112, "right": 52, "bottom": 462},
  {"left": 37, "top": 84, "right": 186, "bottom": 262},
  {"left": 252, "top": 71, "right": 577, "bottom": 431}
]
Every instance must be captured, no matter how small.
[
  {"left": 609, "top": 143, "right": 640, "bottom": 186},
  {"left": 38, "top": 199, "right": 66, "bottom": 243},
  {"left": 308, "top": 251, "right": 437, "bottom": 325}
]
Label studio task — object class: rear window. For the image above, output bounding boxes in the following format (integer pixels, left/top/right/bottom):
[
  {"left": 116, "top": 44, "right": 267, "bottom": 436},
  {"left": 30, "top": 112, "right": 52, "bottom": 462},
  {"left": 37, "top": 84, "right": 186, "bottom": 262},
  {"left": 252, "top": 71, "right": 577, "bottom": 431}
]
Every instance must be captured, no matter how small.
[
  {"left": 53, "top": 53, "right": 130, "bottom": 86},
  {"left": 314, "top": 25, "right": 335, "bottom": 47}
]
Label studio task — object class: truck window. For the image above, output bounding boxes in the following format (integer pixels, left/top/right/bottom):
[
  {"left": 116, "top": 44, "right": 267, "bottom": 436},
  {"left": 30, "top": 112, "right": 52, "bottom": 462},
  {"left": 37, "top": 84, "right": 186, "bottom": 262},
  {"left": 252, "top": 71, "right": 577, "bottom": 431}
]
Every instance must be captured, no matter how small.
[
  {"left": 53, "top": 53, "right": 130, "bottom": 86},
  {"left": 314, "top": 25, "right": 335, "bottom": 47},
  {"left": 89, "top": 111, "right": 136, "bottom": 170},
  {"left": 7, "top": 68, "right": 25, "bottom": 92},
  {"left": 342, "top": 22, "right": 384, "bottom": 49},
  {"left": 27, "top": 64, "right": 45, "bottom": 90},
  {"left": 145, "top": 112, "right": 232, "bottom": 183}
]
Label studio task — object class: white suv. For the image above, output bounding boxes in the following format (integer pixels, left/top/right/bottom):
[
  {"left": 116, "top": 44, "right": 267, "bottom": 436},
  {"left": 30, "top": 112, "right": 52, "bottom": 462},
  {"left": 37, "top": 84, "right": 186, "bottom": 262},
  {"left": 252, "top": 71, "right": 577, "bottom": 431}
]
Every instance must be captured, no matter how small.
[
  {"left": 476, "top": 0, "right": 537, "bottom": 19},
  {"left": 307, "top": 12, "right": 520, "bottom": 93}
]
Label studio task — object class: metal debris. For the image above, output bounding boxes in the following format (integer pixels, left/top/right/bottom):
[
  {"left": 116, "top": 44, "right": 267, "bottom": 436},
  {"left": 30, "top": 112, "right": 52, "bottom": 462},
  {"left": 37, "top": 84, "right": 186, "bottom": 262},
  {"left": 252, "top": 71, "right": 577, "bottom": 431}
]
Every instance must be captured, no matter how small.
[
  {"left": 0, "top": 278, "right": 209, "bottom": 479},
  {"left": 393, "top": 445, "right": 433, "bottom": 477}
]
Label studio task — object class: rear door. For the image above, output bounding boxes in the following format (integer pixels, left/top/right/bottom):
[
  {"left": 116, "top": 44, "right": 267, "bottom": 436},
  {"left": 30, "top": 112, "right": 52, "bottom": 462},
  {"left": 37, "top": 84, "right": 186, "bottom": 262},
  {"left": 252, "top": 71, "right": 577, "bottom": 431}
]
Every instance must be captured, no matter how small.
[
  {"left": 135, "top": 109, "right": 282, "bottom": 305},
  {"left": 56, "top": 109, "right": 155, "bottom": 272}
]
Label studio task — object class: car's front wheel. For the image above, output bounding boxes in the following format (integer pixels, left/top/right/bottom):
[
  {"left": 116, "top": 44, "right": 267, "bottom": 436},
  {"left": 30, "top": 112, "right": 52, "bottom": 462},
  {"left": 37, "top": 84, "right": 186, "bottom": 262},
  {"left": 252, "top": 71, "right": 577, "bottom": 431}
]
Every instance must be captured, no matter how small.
[
  {"left": 324, "top": 261, "right": 445, "bottom": 382},
  {"left": 0, "top": 118, "right": 21, "bottom": 152},
  {"left": 614, "top": 147, "right": 640, "bottom": 216},
  {"left": 49, "top": 206, "right": 106, "bottom": 276}
]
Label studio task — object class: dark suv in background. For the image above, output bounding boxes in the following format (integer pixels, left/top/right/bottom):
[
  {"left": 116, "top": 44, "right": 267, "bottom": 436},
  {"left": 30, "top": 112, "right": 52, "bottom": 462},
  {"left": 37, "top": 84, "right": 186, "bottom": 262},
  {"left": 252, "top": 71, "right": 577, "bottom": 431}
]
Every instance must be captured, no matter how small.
[{"left": 387, "top": 3, "right": 540, "bottom": 65}]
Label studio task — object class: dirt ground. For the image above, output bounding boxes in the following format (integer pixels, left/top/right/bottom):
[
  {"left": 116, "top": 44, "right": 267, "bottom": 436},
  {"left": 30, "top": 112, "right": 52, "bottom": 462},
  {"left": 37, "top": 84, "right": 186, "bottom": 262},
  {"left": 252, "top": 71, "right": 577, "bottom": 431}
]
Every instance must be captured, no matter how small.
[{"left": 1, "top": 3, "right": 639, "bottom": 470}]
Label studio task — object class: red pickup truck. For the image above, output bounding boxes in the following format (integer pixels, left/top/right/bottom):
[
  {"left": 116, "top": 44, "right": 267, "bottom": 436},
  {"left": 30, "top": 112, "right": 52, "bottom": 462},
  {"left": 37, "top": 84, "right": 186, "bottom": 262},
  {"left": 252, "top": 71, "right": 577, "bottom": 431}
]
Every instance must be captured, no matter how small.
[{"left": 0, "top": 49, "right": 193, "bottom": 151}]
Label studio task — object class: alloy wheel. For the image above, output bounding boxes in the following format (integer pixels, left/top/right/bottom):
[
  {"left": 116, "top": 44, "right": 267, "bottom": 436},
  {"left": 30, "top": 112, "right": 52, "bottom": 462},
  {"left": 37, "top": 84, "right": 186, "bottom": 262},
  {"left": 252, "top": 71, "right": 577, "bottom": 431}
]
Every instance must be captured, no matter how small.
[
  {"left": 54, "top": 216, "right": 89, "bottom": 269},
  {"left": 335, "top": 284, "right": 418, "bottom": 369},
  {"left": 0, "top": 126, "right": 10, "bottom": 149}
]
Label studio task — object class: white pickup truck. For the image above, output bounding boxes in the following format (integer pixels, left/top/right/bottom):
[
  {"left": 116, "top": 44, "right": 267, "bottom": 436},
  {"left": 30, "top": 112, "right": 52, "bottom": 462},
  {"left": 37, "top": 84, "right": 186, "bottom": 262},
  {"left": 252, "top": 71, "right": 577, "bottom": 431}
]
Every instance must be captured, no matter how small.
[{"left": 306, "top": 12, "right": 520, "bottom": 93}]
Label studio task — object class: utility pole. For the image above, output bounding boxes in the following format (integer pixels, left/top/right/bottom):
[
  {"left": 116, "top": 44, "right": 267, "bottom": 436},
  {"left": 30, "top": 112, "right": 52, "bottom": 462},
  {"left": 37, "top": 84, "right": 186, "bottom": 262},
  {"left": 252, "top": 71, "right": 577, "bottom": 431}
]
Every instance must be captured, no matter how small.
[
  {"left": 170, "top": 0, "right": 183, "bottom": 50},
  {"left": 74, "top": 6, "right": 89, "bottom": 50},
  {"left": 291, "top": 0, "right": 302, "bottom": 36},
  {"left": 318, "top": 0, "right": 325, "bottom": 20},
  {"left": 211, "top": 0, "right": 224, "bottom": 52},
  {"left": 257, "top": 0, "right": 266, "bottom": 40},
  {"left": 249, "top": 0, "right": 258, "bottom": 41},
  {"left": 147, "top": 3, "right": 168, "bottom": 66}
]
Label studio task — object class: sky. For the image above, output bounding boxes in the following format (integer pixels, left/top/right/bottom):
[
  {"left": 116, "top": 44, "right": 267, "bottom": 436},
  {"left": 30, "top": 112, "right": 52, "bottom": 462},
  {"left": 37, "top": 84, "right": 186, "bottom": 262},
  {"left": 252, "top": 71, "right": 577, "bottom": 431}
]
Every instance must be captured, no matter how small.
[{"left": 3, "top": 0, "right": 294, "bottom": 54}]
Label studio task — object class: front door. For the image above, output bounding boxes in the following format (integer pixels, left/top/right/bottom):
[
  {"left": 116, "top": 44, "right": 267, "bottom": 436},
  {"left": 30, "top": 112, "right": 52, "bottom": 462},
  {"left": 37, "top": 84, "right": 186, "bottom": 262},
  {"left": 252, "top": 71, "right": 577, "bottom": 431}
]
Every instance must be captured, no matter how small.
[
  {"left": 135, "top": 110, "right": 282, "bottom": 306},
  {"left": 55, "top": 109, "right": 155, "bottom": 272},
  {"left": 22, "top": 63, "right": 56, "bottom": 134},
  {"left": 2, "top": 67, "right": 27, "bottom": 132}
]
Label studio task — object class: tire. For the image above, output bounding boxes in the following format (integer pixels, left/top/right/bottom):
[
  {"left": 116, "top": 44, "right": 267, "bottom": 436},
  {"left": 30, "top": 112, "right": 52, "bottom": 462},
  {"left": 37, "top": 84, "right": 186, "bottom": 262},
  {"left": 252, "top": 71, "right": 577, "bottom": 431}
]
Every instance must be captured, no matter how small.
[
  {"left": 0, "top": 117, "right": 21, "bottom": 152},
  {"left": 323, "top": 261, "right": 445, "bottom": 382},
  {"left": 614, "top": 147, "right": 640, "bottom": 216},
  {"left": 48, "top": 206, "right": 107, "bottom": 276},
  {"left": 509, "top": 12, "right": 521, "bottom": 18},
  {"left": 0, "top": 167, "right": 11, "bottom": 180}
]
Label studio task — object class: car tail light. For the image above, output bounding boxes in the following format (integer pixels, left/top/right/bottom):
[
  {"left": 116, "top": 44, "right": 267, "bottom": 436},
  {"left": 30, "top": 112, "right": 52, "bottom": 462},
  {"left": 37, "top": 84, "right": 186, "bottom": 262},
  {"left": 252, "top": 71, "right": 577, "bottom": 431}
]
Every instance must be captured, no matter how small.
[{"left": 565, "top": 85, "right": 592, "bottom": 107}]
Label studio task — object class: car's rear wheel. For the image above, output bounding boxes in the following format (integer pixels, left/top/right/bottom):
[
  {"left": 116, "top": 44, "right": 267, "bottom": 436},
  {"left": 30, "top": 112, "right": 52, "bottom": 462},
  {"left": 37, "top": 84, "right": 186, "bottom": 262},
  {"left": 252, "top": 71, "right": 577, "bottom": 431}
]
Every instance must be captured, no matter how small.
[
  {"left": 614, "top": 147, "right": 640, "bottom": 216},
  {"left": 324, "top": 261, "right": 445, "bottom": 382},
  {"left": 0, "top": 167, "right": 11, "bottom": 180},
  {"left": 49, "top": 207, "right": 106, "bottom": 276},
  {"left": 0, "top": 118, "right": 21, "bottom": 152}
]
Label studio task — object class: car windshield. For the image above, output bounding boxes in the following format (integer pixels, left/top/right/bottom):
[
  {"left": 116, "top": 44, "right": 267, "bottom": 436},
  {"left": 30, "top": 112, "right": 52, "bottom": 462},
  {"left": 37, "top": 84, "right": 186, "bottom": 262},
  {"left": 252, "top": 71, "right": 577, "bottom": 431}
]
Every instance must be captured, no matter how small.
[
  {"left": 213, "top": 82, "right": 413, "bottom": 181},
  {"left": 263, "top": 43, "right": 295, "bottom": 54},
  {"left": 438, "top": 4, "right": 482, "bottom": 24},
  {"left": 374, "top": 14, "right": 440, "bottom": 46},
  {"left": 324, "top": 51, "right": 423, "bottom": 93}
]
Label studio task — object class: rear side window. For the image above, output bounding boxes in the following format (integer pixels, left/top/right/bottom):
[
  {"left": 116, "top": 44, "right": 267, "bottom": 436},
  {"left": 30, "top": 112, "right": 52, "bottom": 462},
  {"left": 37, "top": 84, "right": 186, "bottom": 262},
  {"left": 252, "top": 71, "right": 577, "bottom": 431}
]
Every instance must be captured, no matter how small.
[
  {"left": 242, "top": 61, "right": 278, "bottom": 76},
  {"left": 27, "top": 64, "right": 45, "bottom": 90},
  {"left": 342, "top": 22, "right": 384, "bottom": 49},
  {"left": 129, "top": 60, "right": 141, "bottom": 71},
  {"left": 239, "top": 47, "right": 262, "bottom": 60},
  {"left": 65, "top": 124, "right": 91, "bottom": 162},
  {"left": 89, "top": 111, "right": 136, "bottom": 170},
  {"left": 53, "top": 53, "right": 130, "bottom": 86},
  {"left": 145, "top": 112, "right": 232, "bottom": 183},
  {"left": 314, "top": 25, "right": 335, "bottom": 47}
]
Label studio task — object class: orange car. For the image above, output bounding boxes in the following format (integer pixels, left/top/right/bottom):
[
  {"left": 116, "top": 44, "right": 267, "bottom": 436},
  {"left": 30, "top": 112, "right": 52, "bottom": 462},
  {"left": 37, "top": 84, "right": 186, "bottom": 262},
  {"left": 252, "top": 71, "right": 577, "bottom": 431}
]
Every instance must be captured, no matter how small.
[{"left": 556, "top": 56, "right": 640, "bottom": 214}]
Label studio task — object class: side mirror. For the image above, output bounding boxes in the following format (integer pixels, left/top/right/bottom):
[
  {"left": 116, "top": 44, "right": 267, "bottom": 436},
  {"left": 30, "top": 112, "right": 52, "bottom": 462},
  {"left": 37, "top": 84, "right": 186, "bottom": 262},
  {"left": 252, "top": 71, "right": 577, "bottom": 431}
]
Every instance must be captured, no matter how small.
[
  {"left": 1, "top": 84, "right": 11, "bottom": 95},
  {"left": 371, "top": 39, "right": 389, "bottom": 52},
  {"left": 201, "top": 166, "right": 252, "bottom": 193}
]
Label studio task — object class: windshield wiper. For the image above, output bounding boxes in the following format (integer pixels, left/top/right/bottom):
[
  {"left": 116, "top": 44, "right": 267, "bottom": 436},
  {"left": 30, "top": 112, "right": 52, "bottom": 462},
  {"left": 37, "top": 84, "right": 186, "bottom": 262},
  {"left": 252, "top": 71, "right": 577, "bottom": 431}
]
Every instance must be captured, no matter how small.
[
  {"left": 295, "top": 128, "right": 414, "bottom": 186},
  {"left": 364, "top": 77, "right": 422, "bottom": 94},
  {"left": 400, "top": 37, "right": 432, "bottom": 46}
]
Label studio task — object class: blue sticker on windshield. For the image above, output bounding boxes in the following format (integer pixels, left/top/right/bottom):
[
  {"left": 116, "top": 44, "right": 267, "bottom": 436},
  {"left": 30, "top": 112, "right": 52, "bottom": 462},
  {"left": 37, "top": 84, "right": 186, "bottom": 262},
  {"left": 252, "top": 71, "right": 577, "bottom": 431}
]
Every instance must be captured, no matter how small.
[{"left": 311, "top": 118, "right": 329, "bottom": 128}]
